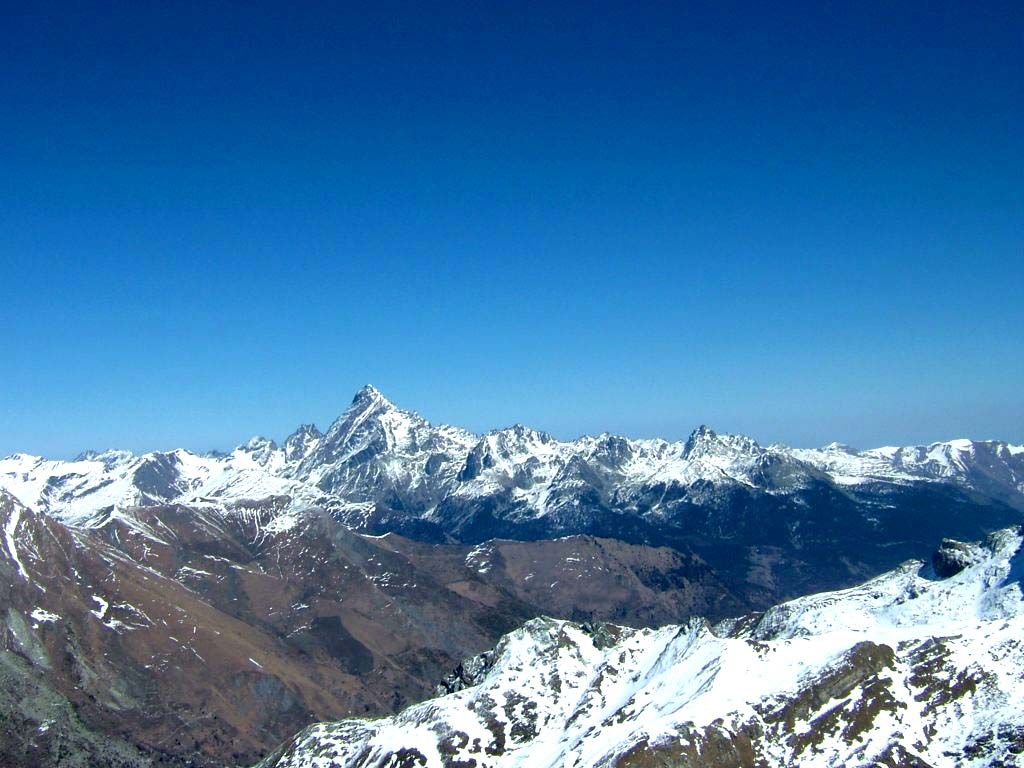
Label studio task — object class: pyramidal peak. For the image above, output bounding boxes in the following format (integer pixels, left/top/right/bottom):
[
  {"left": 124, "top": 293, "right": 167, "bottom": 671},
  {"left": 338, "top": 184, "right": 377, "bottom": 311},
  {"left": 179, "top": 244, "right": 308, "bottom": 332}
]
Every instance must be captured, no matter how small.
[
  {"left": 295, "top": 385, "right": 425, "bottom": 473},
  {"left": 316, "top": 385, "right": 403, "bottom": 439},
  {"left": 349, "top": 383, "right": 394, "bottom": 410},
  {"left": 333, "top": 384, "right": 417, "bottom": 432}
]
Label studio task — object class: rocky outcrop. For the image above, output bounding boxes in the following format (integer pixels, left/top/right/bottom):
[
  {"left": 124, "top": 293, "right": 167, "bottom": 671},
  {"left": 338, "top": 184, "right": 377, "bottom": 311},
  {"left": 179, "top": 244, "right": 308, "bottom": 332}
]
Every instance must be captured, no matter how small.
[
  {"left": 434, "top": 650, "right": 496, "bottom": 696},
  {"left": 259, "top": 527, "right": 1024, "bottom": 768},
  {"left": 932, "top": 536, "right": 987, "bottom": 577}
]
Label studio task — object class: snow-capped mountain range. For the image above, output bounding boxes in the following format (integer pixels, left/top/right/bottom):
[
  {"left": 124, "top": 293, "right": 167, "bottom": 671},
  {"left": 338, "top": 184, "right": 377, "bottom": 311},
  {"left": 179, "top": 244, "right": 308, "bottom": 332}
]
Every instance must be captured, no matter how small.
[
  {"left": 2, "top": 384, "right": 1022, "bottom": 529},
  {"left": 261, "top": 525, "right": 1024, "bottom": 768},
  {"left": 2, "top": 387, "right": 1023, "bottom": 767}
]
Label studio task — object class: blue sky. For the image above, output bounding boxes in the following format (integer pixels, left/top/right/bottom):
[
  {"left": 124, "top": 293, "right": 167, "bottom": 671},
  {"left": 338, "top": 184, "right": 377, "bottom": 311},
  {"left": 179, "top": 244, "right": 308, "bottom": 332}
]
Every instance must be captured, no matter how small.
[{"left": 1, "top": 1, "right": 1021, "bottom": 456}]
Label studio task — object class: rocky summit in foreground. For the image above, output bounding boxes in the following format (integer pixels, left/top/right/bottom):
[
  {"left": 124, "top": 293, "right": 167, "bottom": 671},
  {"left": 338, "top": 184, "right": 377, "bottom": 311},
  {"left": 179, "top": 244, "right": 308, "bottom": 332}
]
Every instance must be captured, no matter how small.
[{"left": 261, "top": 526, "right": 1024, "bottom": 768}]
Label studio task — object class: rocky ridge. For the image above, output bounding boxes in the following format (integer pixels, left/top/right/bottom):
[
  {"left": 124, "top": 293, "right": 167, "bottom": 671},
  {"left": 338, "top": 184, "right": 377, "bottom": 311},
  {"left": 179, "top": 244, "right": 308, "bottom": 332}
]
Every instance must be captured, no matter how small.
[
  {"left": 4, "top": 386, "right": 1020, "bottom": 609},
  {"left": 3, "top": 386, "right": 1021, "bottom": 533},
  {"left": 261, "top": 526, "right": 1024, "bottom": 768},
  {"left": 0, "top": 488, "right": 739, "bottom": 767}
]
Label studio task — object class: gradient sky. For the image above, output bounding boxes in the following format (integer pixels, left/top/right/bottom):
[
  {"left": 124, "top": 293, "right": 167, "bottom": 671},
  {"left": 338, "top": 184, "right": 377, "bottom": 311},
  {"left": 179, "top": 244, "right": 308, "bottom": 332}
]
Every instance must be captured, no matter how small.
[{"left": 1, "top": 1, "right": 1021, "bottom": 457}]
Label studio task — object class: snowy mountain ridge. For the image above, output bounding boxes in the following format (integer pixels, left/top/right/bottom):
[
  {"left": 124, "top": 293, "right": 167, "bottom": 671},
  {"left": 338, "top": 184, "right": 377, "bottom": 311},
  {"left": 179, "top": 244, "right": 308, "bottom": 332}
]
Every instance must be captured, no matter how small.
[
  {"left": 259, "top": 526, "right": 1024, "bottom": 768},
  {"left": 2, "top": 385, "right": 1022, "bottom": 531}
]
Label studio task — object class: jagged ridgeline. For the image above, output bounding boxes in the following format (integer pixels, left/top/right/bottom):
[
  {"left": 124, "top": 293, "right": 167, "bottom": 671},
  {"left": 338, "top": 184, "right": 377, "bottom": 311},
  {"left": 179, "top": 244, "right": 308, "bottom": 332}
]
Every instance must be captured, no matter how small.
[
  {"left": 260, "top": 527, "right": 1024, "bottom": 768},
  {"left": 1, "top": 387, "right": 1022, "bottom": 766},
  {"left": 3, "top": 385, "right": 1023, "bottom": 604}
]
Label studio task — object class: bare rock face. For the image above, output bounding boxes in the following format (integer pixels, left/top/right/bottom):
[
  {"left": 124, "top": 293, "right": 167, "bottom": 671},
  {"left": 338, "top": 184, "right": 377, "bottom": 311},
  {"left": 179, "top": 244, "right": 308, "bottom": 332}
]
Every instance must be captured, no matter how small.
[
  {"left": 932, "top": 537, "right": 987, "bottom": 577},
  {"left": 433, "top": 650, "right": 496, "bottom": 696}
]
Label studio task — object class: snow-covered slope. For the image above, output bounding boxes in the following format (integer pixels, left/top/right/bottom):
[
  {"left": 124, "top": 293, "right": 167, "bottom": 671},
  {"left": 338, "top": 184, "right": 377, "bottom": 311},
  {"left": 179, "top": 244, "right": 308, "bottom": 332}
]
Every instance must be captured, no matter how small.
[
  {"left": 2, "top": 385, "right": 1022, "bottom": 532},
  {"left": 793, "top": 438, "right": 1024, "bottom": 490},
  {"left": 0, "top": 440, "right": 307, "bottom": 525},
  {"left": 260, "top": 526, "right": 1024, "bottom": 768},
  {"left": 293, "top": 384, "right": 477, "bottom": 509}
]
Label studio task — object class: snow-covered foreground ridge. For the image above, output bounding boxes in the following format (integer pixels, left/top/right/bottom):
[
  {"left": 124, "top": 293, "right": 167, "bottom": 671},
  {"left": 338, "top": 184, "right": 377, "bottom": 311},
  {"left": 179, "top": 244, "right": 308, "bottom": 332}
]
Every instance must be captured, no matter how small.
[
  {"left": 260, "top": 527, "right": 1024, "bottom": 768},
  {"left": 2, "top": 385, "right": 1022, "bottom": 528}
]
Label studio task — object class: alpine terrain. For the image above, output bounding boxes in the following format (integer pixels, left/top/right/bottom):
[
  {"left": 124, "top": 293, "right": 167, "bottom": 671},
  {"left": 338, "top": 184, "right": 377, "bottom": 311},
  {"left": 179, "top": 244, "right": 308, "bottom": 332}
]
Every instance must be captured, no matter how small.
[
  {"left": 262, "top": 526, "right": 1024, "bottom": 768},
  {"left": 3, "top": 385, "right": 1023, "bottom": 605},
  {"left": 1, "top": 386, "right": 1022, "bottom": 766}
]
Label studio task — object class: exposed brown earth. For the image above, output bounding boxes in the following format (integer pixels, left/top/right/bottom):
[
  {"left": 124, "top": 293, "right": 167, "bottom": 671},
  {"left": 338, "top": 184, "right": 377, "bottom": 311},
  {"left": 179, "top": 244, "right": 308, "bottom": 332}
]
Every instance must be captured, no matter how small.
[{"left": 0, "top": 492, "right": 743, "bottom": 767}]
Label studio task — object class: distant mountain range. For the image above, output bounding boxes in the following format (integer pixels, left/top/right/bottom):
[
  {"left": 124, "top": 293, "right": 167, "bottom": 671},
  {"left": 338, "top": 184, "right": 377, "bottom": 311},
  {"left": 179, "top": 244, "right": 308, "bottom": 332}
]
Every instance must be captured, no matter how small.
[
  {"left": 1, "top": 387, "right": 1022, "bottom": 766},
  {"left": 4, "top": 385, "right": 1022, "bottom": 601},
  {"left": 262, "top": 525, "right": 1024, "bottom": 768},
  {"left": 4, "top": 384, "right": 1022, "bottom": 529}
]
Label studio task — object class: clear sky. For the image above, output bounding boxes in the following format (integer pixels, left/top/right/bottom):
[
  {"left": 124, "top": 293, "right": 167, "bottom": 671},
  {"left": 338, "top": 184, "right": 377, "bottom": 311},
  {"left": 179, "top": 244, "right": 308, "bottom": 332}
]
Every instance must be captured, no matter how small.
[{"left": 1, "top": 1, "right": 1021, "bottom": 457}]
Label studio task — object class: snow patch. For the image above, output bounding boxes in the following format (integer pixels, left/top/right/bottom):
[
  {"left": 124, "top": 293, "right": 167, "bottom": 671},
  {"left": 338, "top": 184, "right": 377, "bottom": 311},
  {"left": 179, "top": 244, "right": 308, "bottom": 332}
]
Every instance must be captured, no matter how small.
[
  {"left": 3, "top": 500, "right": 28, "bottom": 579},
  {"left": 29, "top": 608, "right": 59, "bottom": 624}
]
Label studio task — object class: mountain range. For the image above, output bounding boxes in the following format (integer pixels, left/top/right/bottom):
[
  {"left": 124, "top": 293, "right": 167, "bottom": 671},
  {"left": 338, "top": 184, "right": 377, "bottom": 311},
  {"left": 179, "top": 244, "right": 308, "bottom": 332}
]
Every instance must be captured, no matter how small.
[
  {"left": 262, "top": 525, "right": 1024, "bottom": 768},
  {"left": 0, "top": 486, "right": 740, "bottom": 766},
  {"left": 1, "top": 386, "right": 1022, "bottom": 766},
  {"left": 4, "top": 384, "right": 1022, "bottom": 603},
  {"left": 5, "top": 386, "right": 1023, "bottom": 532}
]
